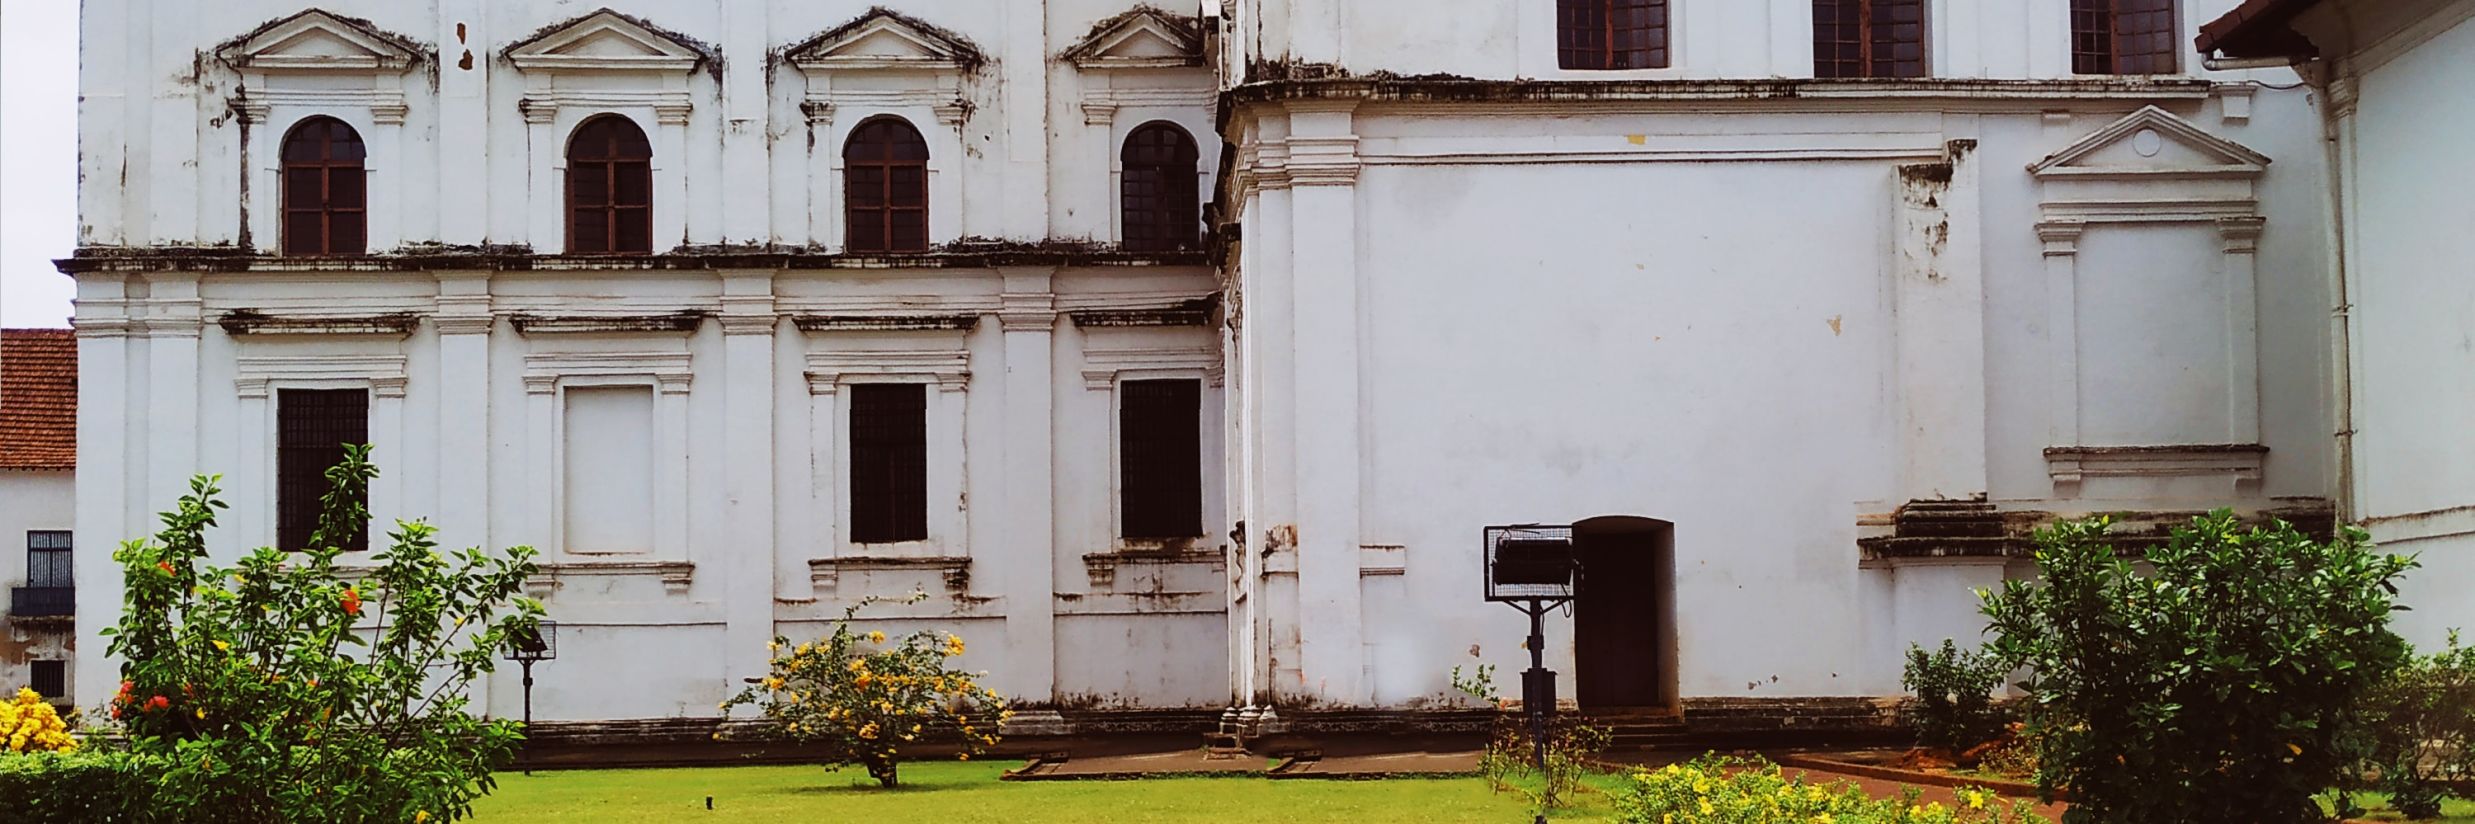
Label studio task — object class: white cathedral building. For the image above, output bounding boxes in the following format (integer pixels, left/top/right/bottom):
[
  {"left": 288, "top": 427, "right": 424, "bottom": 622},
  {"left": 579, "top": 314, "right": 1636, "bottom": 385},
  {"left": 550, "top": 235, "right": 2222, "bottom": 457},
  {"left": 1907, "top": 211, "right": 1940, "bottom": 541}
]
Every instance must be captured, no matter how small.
[{"left": 52, "top": 0, "right": 2475, "bottom": 737}]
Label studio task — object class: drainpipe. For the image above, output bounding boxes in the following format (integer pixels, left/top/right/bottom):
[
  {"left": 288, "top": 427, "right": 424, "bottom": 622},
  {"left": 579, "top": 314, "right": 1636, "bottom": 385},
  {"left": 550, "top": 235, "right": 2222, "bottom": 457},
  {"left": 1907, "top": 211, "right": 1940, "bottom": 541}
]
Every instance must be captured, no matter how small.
[{"left": 2320, "top": 70, "right": 2360, "bottom": 524}]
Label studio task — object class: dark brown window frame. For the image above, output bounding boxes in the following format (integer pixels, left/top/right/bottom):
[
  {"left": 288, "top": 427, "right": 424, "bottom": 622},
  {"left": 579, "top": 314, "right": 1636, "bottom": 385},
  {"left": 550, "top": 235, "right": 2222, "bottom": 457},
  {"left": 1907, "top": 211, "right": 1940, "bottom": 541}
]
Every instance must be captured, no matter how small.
[
  {"left": 843, "top": 117, "right": 932, "bottom": 254},
  {"left": 1812, "top": 0, "right": 1929, "bottom": 79},
  {"left": 566, "top": 114, "right": 655, "bottom": 255},
  {"left": 848, "top": 383, "right": 930, "bottom": 544},
  {"left": 1557, "top": 0, "right": 1671, "bottom": 70},
  {"left": 1119, "top": 378, "right": 1205, "bottom": 541},
  {"left": 2071, "top": 0, "right": 2179, "bottom": 75},
  {"left": 25, "top": 530, "right": 71, "bottom": 589},
  {"left": 277, "top": 388, "right": 370, "bottom": 553},
  {"left": 1120, "top": 122, "right": 1203, "bottom": 253},
  {"left": 280, "top": 116, "right": 368, "bottom": 257}
]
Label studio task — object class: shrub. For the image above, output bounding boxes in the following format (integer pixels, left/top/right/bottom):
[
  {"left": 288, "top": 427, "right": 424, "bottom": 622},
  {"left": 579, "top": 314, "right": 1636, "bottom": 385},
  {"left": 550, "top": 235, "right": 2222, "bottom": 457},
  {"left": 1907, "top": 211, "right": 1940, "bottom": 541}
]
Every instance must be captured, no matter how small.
[
  {"left": 0, "top": 687, "right": 78, "bottom": 754},
  {"left": 1613, "top": 755, "right": 2046, "bottom": 823},
  {"left": 1902, "top": 639, "right": 2009, "bottom": 752},
  {"left": 2348, "top": 631, "right": 2475, "bottom": 819},
  {"left": 720, "top": 593, "right": 1010, "bottom": 788},
  {"left": 103, "top": 447, "right": 544, "bottom": 823},
  {"left": 1476, "top": 714, "right": 1609, "bottom": 811},
  {"left": 1980, "top": 512, "right": 2415, "bottom": 824},
  {"left": 0, "top": 750, "right": 155, "bottom": 822}
]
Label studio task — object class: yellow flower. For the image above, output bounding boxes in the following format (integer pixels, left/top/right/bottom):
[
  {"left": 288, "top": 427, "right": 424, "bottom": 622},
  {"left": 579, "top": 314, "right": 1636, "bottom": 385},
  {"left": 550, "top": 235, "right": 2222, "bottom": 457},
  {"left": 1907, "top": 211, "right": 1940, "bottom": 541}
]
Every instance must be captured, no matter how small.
[
  {"left": 415, "top": 813, "right": 431, "bottom": 824},
  {"left": 858, "top": 723, "right": 879, "bottom": 740},
  {"left": 2286, "top": 742, "right": 2303, "bottom": 756},
  {"left": 212, "top": 640, "right": 231, "bottom": 652},
  {"left": 764, "top": 677, "right": 784, "bottom": 690},
  {"left": 798, "top": 643, "right": 814, "bottom": 656},
  {"left": 1966, "top": 789, "right": 1986, "bottom": 809},
  {"left": 944, "top": 635, "right": 966, "bottom": 656},
  {"left": 867, "top": 631, "right": 887, "bottom": 645}
]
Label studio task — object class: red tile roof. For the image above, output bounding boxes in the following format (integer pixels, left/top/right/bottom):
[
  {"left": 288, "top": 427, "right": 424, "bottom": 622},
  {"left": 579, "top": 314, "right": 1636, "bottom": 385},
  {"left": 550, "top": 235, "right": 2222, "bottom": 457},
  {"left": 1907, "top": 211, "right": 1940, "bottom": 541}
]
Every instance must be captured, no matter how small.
[
  {"left": 0, "top": 329, "right": 76, "bottom": 470},
  {"left": 2195, "top": 0, "right": 2325, "bottom": 60}
]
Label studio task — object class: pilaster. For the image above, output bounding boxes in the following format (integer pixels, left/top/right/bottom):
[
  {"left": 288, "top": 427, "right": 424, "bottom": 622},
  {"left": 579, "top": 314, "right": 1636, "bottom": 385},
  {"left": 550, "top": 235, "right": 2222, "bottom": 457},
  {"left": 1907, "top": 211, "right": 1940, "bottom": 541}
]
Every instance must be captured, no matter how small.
[
  {"left": 998, "top": 267, "right": 1059, "bottom": 701},
  {"left": 719, "top": 271, "right": 780, "bottom": 689},
  {"left": 1891, "top": 138, "right": 1989, "bottom": 501},
  {"left": 434, "top": 271, "right": 493, "bottom": 551},
  {"left": 1284, "top": 101, "right": 1366, "bottom": 705}
]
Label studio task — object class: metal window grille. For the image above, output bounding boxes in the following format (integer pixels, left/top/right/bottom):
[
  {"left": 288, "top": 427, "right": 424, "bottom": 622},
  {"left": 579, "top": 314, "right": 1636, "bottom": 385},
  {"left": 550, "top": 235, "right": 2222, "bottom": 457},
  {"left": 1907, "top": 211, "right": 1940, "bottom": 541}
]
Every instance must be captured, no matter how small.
[
  {"left": 2072, "top": 0, "right": 2177, "bottom": 74},
  {"left": 1121, "top": 123, "right": 1202, "bottom": 253},
  {"left": 1120, "top": 379, "right": 1204, "bottom": 540},
  {"left": 25, "top": 531, "right": 70, "bottom": 589},
  {"left": 29, "top": 661, "right": 64, "bottom": 700},
  {"left": 278, "top": 388, "right": 370, "bottom": 552},
  {"left": 567, "top": 115, "right": 654, "bottom": 254},
  {"left": 844, "top": 118, "right": 932, "bottom": 253},
  {"left": 1557, "top": 0, "right": 1669, "bottom": 70},
  {"left": 1813, "top": 0, "right": 1927, "bottom": 79},
  {"left": 849, "top": 384, "right": 928, "bottom": 543},
  {"left": 281, "top": 117, "right": 368, "bottom": 257}
]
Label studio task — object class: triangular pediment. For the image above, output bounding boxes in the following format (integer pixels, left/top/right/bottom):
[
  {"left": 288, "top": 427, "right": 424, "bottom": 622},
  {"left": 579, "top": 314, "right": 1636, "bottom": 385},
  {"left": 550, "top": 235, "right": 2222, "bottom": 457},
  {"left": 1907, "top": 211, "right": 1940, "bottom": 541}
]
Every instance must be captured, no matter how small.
[
  {"left": 2030, "top": 106, "right": 2270, "bottom": 179},
  {"left": 216, "top": 9, "right": 421, "bottom": 73},
  {"left": 1064, "top": 7, "right": 1204, "bottom": 69},
  {"left": 507, "top": 9, "right": 707, "bottom": 74},
  {"left": 788, "top": 8, "right": 985, "bottom": 73}
]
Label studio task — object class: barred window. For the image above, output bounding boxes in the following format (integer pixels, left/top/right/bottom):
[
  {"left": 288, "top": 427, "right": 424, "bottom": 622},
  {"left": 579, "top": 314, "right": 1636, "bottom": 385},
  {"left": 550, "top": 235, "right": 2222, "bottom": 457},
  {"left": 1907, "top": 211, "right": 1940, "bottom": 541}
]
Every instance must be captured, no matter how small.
[
  {"left": 849, "top": 384, "right": 929, "bottom": 544},
  {"left": 1813, "top": 0, "right": 1927, "bottom": 79},
  {"left": 2072, "top": 0, "right": 2178, "bottom": 74},
  {"left": 567, "top": 115, "right": 654, "bottom": 254},
  {"left": 1557, "top": 0, "right": 1670, "bottom": 70},
  {"left": 1120, "top": 379, "right": 1204, "bottom": 540},
  {"left": 25, "top": 531, "right": 70, "bottom": 589},
  {"left": 278, "top": 389, "right": 369, "bottom": 552},
  {"left": 844, "top": 117, "right": 931, "bottom": 253},
  {"left": 281, "top": 117, "right": 367, "bottom": 256},
  {"left": 1121, "top": 123, "right": 1202, "bottom": 253},
  {"left": 30, "top": 661, "right": 65, "bottom": 700}
]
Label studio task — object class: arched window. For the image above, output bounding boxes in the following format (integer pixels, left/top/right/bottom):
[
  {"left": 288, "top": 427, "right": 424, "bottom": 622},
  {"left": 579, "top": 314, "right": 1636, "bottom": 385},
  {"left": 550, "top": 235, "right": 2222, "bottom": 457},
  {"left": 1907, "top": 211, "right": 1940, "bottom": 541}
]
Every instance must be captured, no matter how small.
[
  {"left": 567, "top": 115, "right": 654, "bottom": 255},
  {"left": 281, "top": 117, "right": 367, "bottom": 256},
  {"left": 844, "top": 117, "right": 930, "bottom": 253},
  {"left": 1120, "top": 123, "right": 1201, "bottom": 253}
]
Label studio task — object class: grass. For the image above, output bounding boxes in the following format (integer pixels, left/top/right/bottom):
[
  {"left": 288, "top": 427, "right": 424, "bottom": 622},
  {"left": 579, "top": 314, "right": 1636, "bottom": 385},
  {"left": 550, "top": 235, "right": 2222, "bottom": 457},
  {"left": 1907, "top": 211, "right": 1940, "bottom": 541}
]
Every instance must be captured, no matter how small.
[
  {"left": 469, "top": 761, "right": 1630, "bottom": 823},
  {"left": 2317, "top": 791, "right": 2475, "bottom": 823}
]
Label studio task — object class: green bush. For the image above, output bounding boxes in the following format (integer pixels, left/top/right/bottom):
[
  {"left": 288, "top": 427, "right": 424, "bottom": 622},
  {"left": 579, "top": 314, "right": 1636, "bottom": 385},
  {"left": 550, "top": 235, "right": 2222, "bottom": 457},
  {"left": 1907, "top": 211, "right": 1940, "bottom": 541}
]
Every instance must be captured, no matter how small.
[
  {"left": 1613, "top": 754, "right": 2046, "bottom": 823},
  {"left": 102, "top": 447, "right": 544, "bottom": 823},
  {"left": 0, "top": 750, "right": 155, "bottom": 823},
  {"left": 2349, "top": 632, "right": 2475, "bottom": 819},
  {"left": 1981, "top": 511, "right": 2415, "bottom": 824},
  {"left": 1902, "top": 639, "right": 2009, "bottom": 751}
]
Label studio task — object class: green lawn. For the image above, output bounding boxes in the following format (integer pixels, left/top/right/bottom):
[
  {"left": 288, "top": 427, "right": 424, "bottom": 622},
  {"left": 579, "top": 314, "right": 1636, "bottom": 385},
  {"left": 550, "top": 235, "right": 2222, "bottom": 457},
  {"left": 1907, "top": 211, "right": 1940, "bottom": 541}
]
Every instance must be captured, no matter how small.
[
  {"left": 470, "top": 761, "right": 1627, "bottom": 823},
  {"left": 2318, "top": 791, "right": 2475, "bottom": 823}
]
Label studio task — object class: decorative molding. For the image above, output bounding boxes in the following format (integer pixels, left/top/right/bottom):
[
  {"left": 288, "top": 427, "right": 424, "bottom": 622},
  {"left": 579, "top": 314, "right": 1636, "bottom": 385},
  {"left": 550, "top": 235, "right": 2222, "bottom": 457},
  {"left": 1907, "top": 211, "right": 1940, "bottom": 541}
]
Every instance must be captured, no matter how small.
[
  {"left": 522, "top": 351, "right": 693, "bottom": 395},
  {"left": 1284, "top": 134, "right": 1362, "bottom": 187},
  {"left": 525, "top": 560, "right": 696, "bottom": 597},
  {"left": 1358, "top": 544, "right": 1406, "bottom": 577},
  {"left": 999, "top": 291, "right": 1058, "bottom": 332},
  {"left": 1080, "top": 346, "right": 1222, "bottom": 390},
  {"left": 510, "top": 313, "right": 705, "bottom": 335},
  {"left": 2044, "top": 444, "right": 2269, "bottom": 498},
  {"left": 794, "top": 314, "right": 979, "bottom": 332},
  {"left": 2027, "top": 105, "right": 2270, "bottom": 178},
  {"left": 233, "top": 89, "right": 411, "bottom": 125},
  {"left": 804, "top": 348, "right": 971, "bottom": 394},
  {"left": 807, "top": 556, "right": 971, "bottom": 595},
  {"left": 1081, "top": 548, "right": 1223, "bottom": 589},
  {"left": 1062, "top": 8, "right": 1205, "bottom": 69},
  {"left": 515, "top": 90, "right": 695, "bottom": 124},
  {"left": 215, "top": 9, "right": 422, "bottom": 73},
  {"left": 235, "top": 354, "right": 410, "bottom": 399},
  {"left": 2213, "top": 83, "right": 2255, "bottom": 124},
  {"left": 218, "top": 311, "right": 419, "bottom": 337},
  {"left": 1067, "top": 299, "right": 1215, "bottom": 328},
  {"left": 785, "top": 9, "right": 983, "bottom": 73},
  {"left": 505, "top": 10, "right": 708, "bottom": 74}
]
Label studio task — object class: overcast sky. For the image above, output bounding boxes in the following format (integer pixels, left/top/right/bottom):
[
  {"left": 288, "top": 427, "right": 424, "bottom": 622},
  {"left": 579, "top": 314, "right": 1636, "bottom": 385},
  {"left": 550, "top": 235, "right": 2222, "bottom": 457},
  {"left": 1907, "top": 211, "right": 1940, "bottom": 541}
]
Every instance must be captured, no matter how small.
[{"left": 2, "top": 0, "right": 78, "bottom": 329}]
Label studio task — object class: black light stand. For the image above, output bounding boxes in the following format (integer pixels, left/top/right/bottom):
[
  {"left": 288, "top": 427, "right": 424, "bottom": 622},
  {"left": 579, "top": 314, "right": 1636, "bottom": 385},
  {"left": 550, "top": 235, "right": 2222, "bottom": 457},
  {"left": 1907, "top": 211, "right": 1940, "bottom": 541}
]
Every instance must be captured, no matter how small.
[
  {"left": 503, "top": 620, "right": 558, "bottom": 776},
  {"left": 1484, "top": 527, "right": 1578, "bottom": 824}
]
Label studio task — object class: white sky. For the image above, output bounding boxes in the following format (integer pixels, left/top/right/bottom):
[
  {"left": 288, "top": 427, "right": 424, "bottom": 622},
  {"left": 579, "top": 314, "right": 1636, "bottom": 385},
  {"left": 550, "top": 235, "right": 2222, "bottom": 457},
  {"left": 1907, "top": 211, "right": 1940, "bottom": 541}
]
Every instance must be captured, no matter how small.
[{"left": 1, "top": 0, "right": 78, "bottom": 329}]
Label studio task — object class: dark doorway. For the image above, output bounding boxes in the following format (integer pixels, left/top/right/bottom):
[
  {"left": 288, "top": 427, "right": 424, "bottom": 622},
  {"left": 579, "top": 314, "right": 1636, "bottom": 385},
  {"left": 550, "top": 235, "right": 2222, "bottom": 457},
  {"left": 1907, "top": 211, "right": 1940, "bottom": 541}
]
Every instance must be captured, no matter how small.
[{"left": 1573, "top": 519, "right": 1672, "bottom": 711}]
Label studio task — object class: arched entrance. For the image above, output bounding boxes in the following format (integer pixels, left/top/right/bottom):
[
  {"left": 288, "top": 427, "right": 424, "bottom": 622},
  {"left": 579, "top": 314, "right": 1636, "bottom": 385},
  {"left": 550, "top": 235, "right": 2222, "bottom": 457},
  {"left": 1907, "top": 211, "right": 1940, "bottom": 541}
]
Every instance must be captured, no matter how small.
[{"left": 1570, "top": 515, "right": 1678, "bottom": 713}]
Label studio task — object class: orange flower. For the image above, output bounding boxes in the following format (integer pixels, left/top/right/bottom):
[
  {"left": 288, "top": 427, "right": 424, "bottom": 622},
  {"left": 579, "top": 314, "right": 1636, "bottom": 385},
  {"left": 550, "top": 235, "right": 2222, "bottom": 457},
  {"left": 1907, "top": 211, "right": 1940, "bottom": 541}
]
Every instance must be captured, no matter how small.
[
  {"left": 156, "top": 561, "right": 175, "bottom": 576},
  {"left": 341, "top": 587, "right": 363, "bottom": 616}
]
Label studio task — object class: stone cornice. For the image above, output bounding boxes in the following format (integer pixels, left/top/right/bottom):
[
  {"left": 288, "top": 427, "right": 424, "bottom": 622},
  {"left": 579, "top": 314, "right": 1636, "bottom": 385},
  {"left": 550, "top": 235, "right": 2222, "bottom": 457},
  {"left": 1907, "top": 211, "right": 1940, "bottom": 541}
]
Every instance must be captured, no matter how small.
[
  {"left": 1218, "top": 77, "right": 2217, "bottom": 126},
  {"left": 56, "top": 247, "right": 1210, "bottom": 275}
]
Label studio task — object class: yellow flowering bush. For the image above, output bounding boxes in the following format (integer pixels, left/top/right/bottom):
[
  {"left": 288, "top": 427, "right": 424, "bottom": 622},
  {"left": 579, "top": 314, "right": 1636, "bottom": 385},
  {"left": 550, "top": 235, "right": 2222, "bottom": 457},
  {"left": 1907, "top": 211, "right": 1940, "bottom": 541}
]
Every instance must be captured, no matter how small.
[
  {"left": 0, "top": 688, "right": 76, "bottom": 754},
  {"left": 1613, "top": 756, "right": 2047, "bottom": 824},
  {"left": 721, "top": 593, "right": 1010, "bottom": 787}
]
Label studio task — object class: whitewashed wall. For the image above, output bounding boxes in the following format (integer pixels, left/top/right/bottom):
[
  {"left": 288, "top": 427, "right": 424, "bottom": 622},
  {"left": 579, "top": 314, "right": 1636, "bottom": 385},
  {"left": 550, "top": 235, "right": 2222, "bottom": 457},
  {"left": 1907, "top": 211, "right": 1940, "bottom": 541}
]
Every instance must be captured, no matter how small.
[
  {"left": 70, "top": 0, "right": 1231, "bottom": 719},
  {"left": 0, "top": 471, "right": 75, "bottom": 698},
  {"left": 2299, "top": 1, "right": 2475, "bottom": 651}
]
